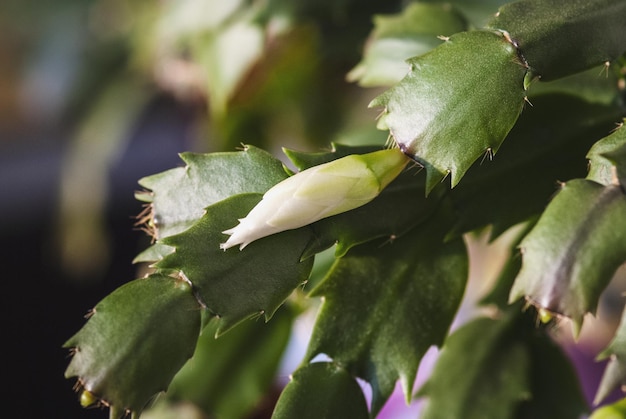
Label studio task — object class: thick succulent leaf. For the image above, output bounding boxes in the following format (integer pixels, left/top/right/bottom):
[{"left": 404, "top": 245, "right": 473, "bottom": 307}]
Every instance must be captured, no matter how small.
[
  {"left": 347, "top": 3, "right": 467, "bottom": 87},
  {"left": 595, "top": 305, "right": 626, "bottom": 404},
  {"left": 285, "top": 144, "right": 446, "bottom": 257},
  {"left": 271, "top": 362, "right": 369, "bottom": 419},
  {"left": 487, "top": 0, "right": 626, "bottom": 81},
  {"left": 510, "top": 179, "right": 626, "bottom": 331},
  {"left": 64, "top": 274, "right": 202, "bottom": 416},
  {"left": 157, "top": 306, "right": 295, "bottom": 419},
  {"left": 137, "top": 146, "right": 287, "bottom": 240},
  {"left": 135, "top": 146, "right": 288, "bottom": 262},
  {"left": 371, "top": 30, "right": 527, "bottom": 192},
  {"left": 419, "top": 305, "right": 587, "bottom": 419},
  {"left": 587, "top": 120, "right": 626, "bottom": 186},
  {"left": 156, "top": 193, "right": 314, "bottom": 334},
  {"left": 418, "top": 307, "right": 531, "bottom": 419},
  {"left": 305, "top": 209, "right": 468, "bottom": 413},
  {"left": 448, "top": 94, "right": 623, "bottom": 237}
]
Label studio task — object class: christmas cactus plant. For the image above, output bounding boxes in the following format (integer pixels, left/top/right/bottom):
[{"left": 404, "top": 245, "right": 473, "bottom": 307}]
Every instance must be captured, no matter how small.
[{"left": 64, "top": 0, "right": 626, "bottom": 417}]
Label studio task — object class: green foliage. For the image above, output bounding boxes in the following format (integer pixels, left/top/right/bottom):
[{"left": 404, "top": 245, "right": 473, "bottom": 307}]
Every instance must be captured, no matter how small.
[
  {"left": 157, "top": 307, "right": 295, "bottom": 418},
  {"left": 371, "top": 30, "right": 527, "bottom": 192},
  {"left": 510, "top": 180, "right": 626, "bottom": 333},
  {"left": 64, "top": 274, "right": 202, "bottom": 417},
  {"left": 272, "top": 362, "right": 370, "bottom": 419},
  {"left": 306, "top": 208, "right": 467, "bottom": 413},
  {"left": 63, "top": 0, "right": 626, "bottom": 418},
  {"left": 418, "top": 304, "right": 587, "bottom": 419}
]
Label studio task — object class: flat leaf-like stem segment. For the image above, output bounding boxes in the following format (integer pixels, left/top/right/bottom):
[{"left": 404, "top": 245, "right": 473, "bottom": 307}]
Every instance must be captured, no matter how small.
[
  {"left": 448, "top": 93, "right": 624, "bottom": 238},
  {"left": 510, "top": 180, "right": 626, "bottom": 332},
  {"left": 418, "top": 306, "right": 587, "bottom": 419},
  {"left": 137, "top": 146, "right": 287, "bottom": 239},
  {"left": 305, "top": 208, "right": 468, "bottom": 414},
  {"left": 272, "top": 362, "right": 369, "bottom": 419},
  {"left": 157, "top": 193, "right": 314, "bottom": 334},
  {"left": 371, "top": 30, "right": 527, "bottom": 193},
  {"left": 64, "top": 274, "right": 202, "bottom": 416},
  {"left": 134, "top": 146, "right": 288, "bottom": 262},
  {"left": 487, "top": 0, "right": 626, "bottom": 81}
]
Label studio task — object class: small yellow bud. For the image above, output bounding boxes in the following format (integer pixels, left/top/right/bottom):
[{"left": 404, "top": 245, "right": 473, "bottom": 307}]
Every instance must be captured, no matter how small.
[
  {"left": 80, "top": 389, "right": 98, "bottom": 407},
  {"left": 221, "top": 148, "right": 409, "bottom": 250}
]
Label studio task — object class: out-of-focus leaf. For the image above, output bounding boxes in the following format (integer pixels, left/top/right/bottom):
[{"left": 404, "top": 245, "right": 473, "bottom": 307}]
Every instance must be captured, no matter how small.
[
  {"left": 156, "top": 193, "right": 313, "bottom": 334},
  {"left": 135, "top": 146, "right": 288, "bottom": 262},
  {"left": 487, "top": 0, "right": 626, "bottom": 81},
  {"left": 421, "top": 0, "right": 510, "bottom": 28},
  {"left": 371, "top": 30, "right": 527, "bottom": 192},
  {"left": 588, "top": 120, "right": 626, "bottom": 186},
  {"left": 305, "top": 207, "right": 468, "bottom": 413},
  {"left": 590, "top": 397, "right": 626, "bottom": 419},
  {"left": 515, "top": 328, "right": 588, "bottom": 419},
  {"left": 271, "top": 362, "right": 369, "bottom": 419},
  {"left": 479, "top": 222, "right": 534, "bottom": 309},
  {"left": 419, "top": 305, "right": 587, "bottom": 419},
  {"left": 157, "top": 306, "right": 295, "bottom": 419},
  {"left": 510, "top": 180, "right": 626, "bottom": 332},
  {"left": 64, "top": 274, "right": 202, "bottom": 416},
  {"left": 418, "top": 306, "right": 531, "bottom": 419},
  {"left": 58, "top": 77, "right": 151, "bottom": 280},
  {"left": 347, "top": 3, "right": 467, "bottom": 87},
  {"left": 285, "top": 144, "right": 446, "bottom": 257},
  {"left": 448, "top": 94, "right": 623, "bottom": 238},
  {"left": 527, "top": 65, "right": 622, "bottom": 105},
  {"left": 595, "top": 306, "right": 626, "bottom": 404}
]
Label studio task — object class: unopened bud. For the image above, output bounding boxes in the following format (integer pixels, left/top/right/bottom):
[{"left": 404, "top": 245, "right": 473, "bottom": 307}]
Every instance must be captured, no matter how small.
[{"left": 220, "top": 148, "right": 409, "bottom": 250}]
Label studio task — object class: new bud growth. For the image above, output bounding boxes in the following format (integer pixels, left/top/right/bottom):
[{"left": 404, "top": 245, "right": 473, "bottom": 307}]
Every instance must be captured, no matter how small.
[{"left": 221, "top": 148, "right": 409, "bottom": 250}]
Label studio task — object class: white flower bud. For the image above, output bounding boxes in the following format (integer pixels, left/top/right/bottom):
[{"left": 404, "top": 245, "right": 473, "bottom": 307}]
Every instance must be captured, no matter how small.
[{"left": 220, "top": 148, "right": 409, "bottom": 250}]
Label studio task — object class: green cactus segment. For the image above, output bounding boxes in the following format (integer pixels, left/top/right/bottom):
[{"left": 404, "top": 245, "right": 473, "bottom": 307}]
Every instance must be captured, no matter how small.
[
  {"left": 305, "top": 209, "right": 467, "bottom": 414},
  {"left": 347, "top": 3, "right": 468, "bottom": 87},
  {"left": 588, "top": 120, "right": 626, "bottom": 186},
  {"left": 285, "top": 144, "right": 445, "bottom": 257},
  {"left": 371, "top": 30, "right": 527, "bottom": 193},
  {"left": 448, "top": 94, "right": 623, "bottom": 238},
  {"left": 157, "top": 193, "right": 313, "bottom": 334},
  {"left": 418, "top": 308, "right": 530, "bottom": 419},
  {"left": 134, "top": 146, "right": 288, "bottom": 262},
  {"left": 487, "top": 0, "right": 626, "bottom": 81},
  {"left": 271, "top": 362, "right": 369, "bottom": 419},
  {"left": 418, "top": 306, "right": 587, "bottom": 419},
  {"left": 157, "top": 306, "right": 294, "bottom": 419},
  {"left": 64, "top": 274, "right": 202, "bottom": 415},
  {"left": 591, "top": 398, "right": 626, "bottom": 419},
  {"left": 510, "top": 179, "right": 626, "bottom": 332},
  {"left": 595, "top": 307, "right": 626, "bottom": 405}
]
